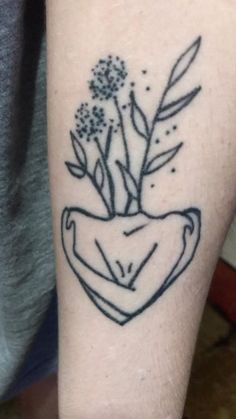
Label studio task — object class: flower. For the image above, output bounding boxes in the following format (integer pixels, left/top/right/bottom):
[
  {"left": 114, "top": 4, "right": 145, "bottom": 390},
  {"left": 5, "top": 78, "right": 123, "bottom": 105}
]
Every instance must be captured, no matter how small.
[
  {"left": 75, "top": 103, "right": 107, "bottom": 142},
  {"left": 89, "top": 55, "right": 127, "bottom": 101}
]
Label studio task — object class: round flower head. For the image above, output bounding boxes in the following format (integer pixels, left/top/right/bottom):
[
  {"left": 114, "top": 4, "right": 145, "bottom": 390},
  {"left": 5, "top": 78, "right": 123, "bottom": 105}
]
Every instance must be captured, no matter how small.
[
  {"left": 89, "top": 55, "right": 127, "bottom": 101},
  {"left": 75, "top": 103, "right": 107, "bottom": 142}
]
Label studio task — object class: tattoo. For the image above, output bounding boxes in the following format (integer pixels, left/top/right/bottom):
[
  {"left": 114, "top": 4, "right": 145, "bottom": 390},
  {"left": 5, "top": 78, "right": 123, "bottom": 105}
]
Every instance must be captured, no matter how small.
[{"left": 61, "top": 37, "right": 202, "bottom": 325}]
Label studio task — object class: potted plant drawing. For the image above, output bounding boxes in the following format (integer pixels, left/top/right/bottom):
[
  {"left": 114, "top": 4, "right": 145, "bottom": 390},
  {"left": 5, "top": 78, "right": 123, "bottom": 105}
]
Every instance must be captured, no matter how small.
[{"left": 62, "top": 37, "right": 202, "bottom": 325}]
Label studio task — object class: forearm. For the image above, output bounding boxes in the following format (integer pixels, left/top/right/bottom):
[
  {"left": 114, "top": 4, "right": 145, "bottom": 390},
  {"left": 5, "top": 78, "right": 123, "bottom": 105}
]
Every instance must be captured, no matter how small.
[{"left": 46, "top": 1, "right": 236, "bottom": 418}]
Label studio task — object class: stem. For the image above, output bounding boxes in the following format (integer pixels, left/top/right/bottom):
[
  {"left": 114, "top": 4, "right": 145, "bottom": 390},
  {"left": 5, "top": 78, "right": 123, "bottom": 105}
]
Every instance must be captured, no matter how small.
[
  {"left": 137, "top": 87, "right": 169, "bottom": 210},
  {"left": 137, "top": 139, "right": 152, "bottom": 211},
  {"left": 113, "top": 95, "right": 130, "bottom": 170},
  {"left": 113, "top": 95, "right": 133, "bottom": 214},
  {"left": 94, "top": 137, "right": 116, "bottom": 215},
  {"left": 124, "top": 196, "right": 133, "bottom": 215},
  {"left": 87, "top": 171, "right": 112, "bottom": 217}
]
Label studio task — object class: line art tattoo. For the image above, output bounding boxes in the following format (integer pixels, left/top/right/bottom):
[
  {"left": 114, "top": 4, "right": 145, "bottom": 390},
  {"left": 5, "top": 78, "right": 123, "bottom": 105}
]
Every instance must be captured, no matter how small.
[{"left": 61, "top": 37, "right": 202, "bottom": 325}]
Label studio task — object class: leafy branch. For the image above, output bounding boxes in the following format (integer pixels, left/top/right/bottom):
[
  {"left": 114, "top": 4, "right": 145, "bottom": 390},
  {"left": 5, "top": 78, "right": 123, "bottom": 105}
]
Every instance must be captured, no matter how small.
[
  {"left": 129, "top": 36, "right": 202, "bottom": 210},
  {"left": 66, "top": 132, "right": 113, "bottom": 217}
]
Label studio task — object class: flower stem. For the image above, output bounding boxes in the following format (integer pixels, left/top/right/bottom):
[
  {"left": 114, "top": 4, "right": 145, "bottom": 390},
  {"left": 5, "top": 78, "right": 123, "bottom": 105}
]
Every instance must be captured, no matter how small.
[
  {"left": 113, "top": 95, "right": 133, "bottom": 214},
  {"left": 113, "top": 95, "right": 130, "bottom": 170},
  {"left": 87, "top": 172, "right": 112, "bottom": 217},
  {"left": 94, "top": 137, "right": 116, "bottom": 215},
  {"left": 137, "top": 138, "right": 152, "bottom": 211},
  {"left": 137, "top": 88, "right": 169, "bottom": 210}
]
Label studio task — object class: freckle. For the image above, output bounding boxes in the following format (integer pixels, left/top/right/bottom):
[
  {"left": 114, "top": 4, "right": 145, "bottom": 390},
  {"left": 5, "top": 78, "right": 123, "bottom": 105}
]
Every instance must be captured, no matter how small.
[
  {"left": 171, "top": 168, "right": 176, "bottom": 173},
  {"left": 151, "top": 184, "right": 155, "bottom": 188},
  {"left": 130, "top": 82, "right": 135, "bottom": 87},
  {"left": 173, "top": 125, "right": 177, "bottom": 130},
  {"left": 146, "top": 86, "right": 151, "bottom": 91},
  {"left": 142, "top": 70, "right": 147, "bottom": 74},
  {"left": 165, "top": 130, "right": 170, "bottom": 136},
  {"left": 155, "top": 138, "right": 160, "bottom": 144},
  {"left": 122, "top": 105, "right": 127, "bottom": 110}
]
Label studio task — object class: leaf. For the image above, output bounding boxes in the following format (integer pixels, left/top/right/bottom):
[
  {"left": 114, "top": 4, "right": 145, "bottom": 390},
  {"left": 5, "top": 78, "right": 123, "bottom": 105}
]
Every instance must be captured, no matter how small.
[
  {"left": 168, "top": 36, "right": 201, "bottom": 88},
  {"left": 70, "top": 131, "right": 87, "bottom": 169},
  {"left": 116, "top": 160, "right": 138, "bottom": 199},
  {"left": 65, "top": 162, "right": 85, "bottom": 179},
  {"left": 144, "top": 143, "right": 183, "bottom": 175},
  {"left": 130, "top": 91, "right": 149, "bottom": 139},
  {"left": 94, "top": 159, "right": 105, "bottom": 189},
  {"left": 157, "top": 86, "right": 201, "bottom": 121}
]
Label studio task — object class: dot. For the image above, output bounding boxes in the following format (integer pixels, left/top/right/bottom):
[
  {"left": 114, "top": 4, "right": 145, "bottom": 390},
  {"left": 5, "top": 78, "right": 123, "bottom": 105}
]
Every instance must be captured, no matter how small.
[
  {"left": 165, "top": 130, "right": 170, "bottom": 136},
  {"left": 130, "top": 82, "right": 135, "bottom": 87},
  {"left": 155, "top": 138, "right": 160, "bottom": 144},
  {"left": 122, "top": 105, "right": 127, "bottom": 110},
  {"left": 142, "top": 70, "right": 147, "bottom": 74},
  {"left": 171, "top": 168, "right": 176, "bottom": 173},
  {"left": 146, "top": 86, "right": 151, "bottom": 91},
  {"left": 151, "top": 184, "right": 155, "bottom": 188},
  {"left": 173, "top": 125, "right": 178, "bottom": 130}
]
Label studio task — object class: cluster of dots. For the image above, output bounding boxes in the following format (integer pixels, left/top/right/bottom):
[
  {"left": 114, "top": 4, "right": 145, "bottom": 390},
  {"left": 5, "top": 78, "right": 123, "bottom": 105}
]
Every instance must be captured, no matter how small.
[
  {"left": 75, "top": 103, "right": 107, "bottom": 142},
  {"left": 166, "top": 125, "right": 177, "bottom": 136},
  {"left": 89, "top": 55, "right": 128, "bottom": 101},
  {"left": 153, "top": 125, "right": 179, "bottom": 180},
  {"left": 155, "top": 125, "right": 178, "bottom": 143},
  {"left": 141, "top": 69, "right": 151, "bottom": 91}
]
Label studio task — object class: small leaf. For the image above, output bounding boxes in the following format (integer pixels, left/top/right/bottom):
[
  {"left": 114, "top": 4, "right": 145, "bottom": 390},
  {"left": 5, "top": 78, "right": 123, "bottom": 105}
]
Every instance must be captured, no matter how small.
[
  {"left": 70, "top": 131, "right": 87, "bottom": 169},
  {"left": 116, "top": 160, "right": 138, "bottom": 199},
  {"left": 157, "top": 87, "right": 201, "bottom": 121},
  {"left": 94, "top": 159, "right": 105, "bottom": 189},
  {"left": 130, "top": 91, "right": 149, "bottom": 139},
  {"left": 144, "top": 143, "right": 183, "bottom": 175},
  {"left": 168, "top": 36, "right": 201, "bottom": 88},
  {"left": 65, "top": 162, "right": 85, "bottom": 179}
]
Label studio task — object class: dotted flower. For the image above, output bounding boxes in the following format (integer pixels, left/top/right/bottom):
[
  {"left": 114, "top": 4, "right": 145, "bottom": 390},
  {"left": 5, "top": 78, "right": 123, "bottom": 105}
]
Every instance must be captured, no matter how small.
[
  {"left": 89, "top": 55, "right": 128, "bottom": 101},
  {"left": 75, "top": 103, "right": 107, "bottom": 142}
]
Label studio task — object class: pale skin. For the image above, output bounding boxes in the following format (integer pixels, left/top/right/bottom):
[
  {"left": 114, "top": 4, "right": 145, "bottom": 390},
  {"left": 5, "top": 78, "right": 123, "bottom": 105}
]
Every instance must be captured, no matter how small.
[{"left": 46, "top": 1, "right": 236, "bottom": 418}]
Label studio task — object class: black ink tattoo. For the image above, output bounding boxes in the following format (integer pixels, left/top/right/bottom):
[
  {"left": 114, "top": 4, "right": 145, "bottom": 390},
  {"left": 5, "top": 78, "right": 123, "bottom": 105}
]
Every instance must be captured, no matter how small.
[{"left": 61, "top": 37, "right": 202, "bottom": 325}]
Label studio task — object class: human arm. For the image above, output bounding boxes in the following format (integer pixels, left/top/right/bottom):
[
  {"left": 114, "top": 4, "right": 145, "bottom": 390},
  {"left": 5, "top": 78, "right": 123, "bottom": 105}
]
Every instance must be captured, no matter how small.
[{"left": 46, "top": 1, "right": 236, "bottom": 418}]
